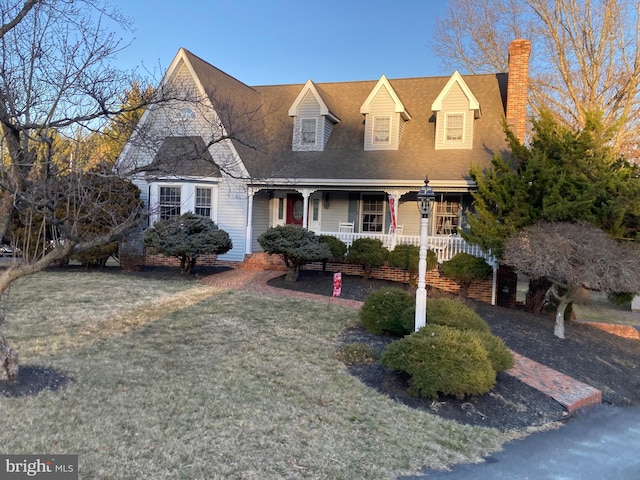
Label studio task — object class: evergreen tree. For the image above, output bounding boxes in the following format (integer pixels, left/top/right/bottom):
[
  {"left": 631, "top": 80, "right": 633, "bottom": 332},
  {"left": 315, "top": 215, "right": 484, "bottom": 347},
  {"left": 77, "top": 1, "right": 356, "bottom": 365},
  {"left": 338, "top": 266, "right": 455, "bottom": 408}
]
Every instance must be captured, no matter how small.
[
  {"left": 143, "top": 213, "right": 233, "bottom": 274},
  {"left": 465, "top": 110, "right": 640, "bottom": 311},
  {"left": 465, "top": 110, "right": 640, "bottom": 256}
]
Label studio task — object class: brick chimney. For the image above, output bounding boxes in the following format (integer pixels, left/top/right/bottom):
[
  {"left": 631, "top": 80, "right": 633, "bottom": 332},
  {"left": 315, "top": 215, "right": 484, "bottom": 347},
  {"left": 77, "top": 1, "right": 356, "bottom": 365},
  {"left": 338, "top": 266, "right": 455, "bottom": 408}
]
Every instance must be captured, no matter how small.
[{"left": 506, "top": 39, "right": 531, "bottom": 142}]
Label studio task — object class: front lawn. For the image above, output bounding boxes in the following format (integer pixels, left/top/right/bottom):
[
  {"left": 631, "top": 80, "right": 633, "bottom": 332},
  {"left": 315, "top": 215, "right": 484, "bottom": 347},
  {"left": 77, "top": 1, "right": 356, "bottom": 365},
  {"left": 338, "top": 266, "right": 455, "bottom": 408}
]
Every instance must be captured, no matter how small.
[{"left": 0, "top": 270, "right": 507, "bottom": 479}]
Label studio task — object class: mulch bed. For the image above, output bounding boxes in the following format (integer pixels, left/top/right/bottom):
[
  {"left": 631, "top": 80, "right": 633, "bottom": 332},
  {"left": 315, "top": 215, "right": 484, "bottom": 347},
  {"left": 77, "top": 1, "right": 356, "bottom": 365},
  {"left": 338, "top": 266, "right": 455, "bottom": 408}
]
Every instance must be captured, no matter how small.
[
  {"left": 0, "top": 366, "right": 71, "bottom": 398},
  {"left": 268, "top": 270, "right": 640, "bottom": 431}
]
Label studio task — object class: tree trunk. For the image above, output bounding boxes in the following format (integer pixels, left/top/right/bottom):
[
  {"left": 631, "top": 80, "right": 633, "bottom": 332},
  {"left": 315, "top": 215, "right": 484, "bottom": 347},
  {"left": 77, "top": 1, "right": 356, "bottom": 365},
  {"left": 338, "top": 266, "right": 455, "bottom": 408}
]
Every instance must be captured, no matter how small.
[
  {"left": 0, "top": 330, "right": 18, "bottom": 381},
  {"left": 0, "top": 290, "right": 18, "bottom": 381},
  {"left": 285, "top": 265, "right": 300, "bottom": 282},
  {"left": 527, "top": 277, "right": 552, "bottom": 313},
  {"left": 554, "top": 300, "right": 569, "bottom": 339}
]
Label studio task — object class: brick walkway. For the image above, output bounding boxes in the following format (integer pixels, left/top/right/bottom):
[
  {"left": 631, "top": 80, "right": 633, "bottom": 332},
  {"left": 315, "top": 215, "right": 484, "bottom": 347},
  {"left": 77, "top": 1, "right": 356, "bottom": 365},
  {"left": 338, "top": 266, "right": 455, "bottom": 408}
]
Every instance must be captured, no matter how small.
[{"left": 201, "top": 268, "right": 602, "bottom": 414}]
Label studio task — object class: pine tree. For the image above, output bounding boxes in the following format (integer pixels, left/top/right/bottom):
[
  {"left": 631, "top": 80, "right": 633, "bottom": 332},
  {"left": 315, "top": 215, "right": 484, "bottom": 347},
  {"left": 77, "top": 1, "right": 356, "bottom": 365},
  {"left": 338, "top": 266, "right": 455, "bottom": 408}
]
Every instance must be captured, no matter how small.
[{"left": 465, "top": 110, "right": 640, "bottom": 311}]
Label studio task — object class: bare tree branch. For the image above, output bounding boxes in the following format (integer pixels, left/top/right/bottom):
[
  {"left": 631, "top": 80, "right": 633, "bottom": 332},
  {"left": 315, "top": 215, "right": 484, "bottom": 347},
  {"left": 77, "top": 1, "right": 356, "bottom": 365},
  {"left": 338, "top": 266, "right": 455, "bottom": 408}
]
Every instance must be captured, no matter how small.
[{"left": 433, "top": 0, "right": 640, "bottom": 158}]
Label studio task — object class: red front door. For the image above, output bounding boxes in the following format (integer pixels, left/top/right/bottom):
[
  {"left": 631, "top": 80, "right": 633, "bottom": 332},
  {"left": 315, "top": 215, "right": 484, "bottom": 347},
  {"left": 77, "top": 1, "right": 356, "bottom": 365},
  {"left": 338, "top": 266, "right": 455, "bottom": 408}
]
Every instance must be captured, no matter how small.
[{"left": 286, "top": 194, "right": 304, "bottom": 225}]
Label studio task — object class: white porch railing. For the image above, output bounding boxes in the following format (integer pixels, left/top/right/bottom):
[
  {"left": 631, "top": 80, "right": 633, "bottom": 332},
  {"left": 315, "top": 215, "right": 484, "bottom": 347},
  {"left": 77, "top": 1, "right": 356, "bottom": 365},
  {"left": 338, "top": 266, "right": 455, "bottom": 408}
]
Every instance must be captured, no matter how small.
[{"left": 321, "top": 231, "right": 497, "bottom": 266}]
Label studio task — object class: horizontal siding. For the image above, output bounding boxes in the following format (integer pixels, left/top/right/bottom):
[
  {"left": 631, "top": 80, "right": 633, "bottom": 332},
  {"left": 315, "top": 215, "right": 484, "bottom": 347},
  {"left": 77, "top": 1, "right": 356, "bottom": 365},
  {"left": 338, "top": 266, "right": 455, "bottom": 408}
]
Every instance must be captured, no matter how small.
[
  {"left": 251, "top": 193, "right": 270, "bottom": 252},
  {"left": 292, "top": 92, "right": 324, "bottom": 151},
  {"left": 298, "top": 91, "right": 321, "bottom": 115},
  {"left": 119, "top": 60, "right": 234, "bottom": 176},
  {"left": 396, "top": 199, "right": 420, "bottom": 236},
  {"left": 210, "top": 179, "right": 247, "bottom": 262},
  {"left": 364, "top": 86, "right": 400, "bottom": 151},
  {"left": 434, "top": 83, "right": 474, "bottom": 150},
  {"left": 322, "top": 117, "right": 333, "bottom": 148},
  {"left": 319, "top": 192, "right": 351, "bottom": 231}
]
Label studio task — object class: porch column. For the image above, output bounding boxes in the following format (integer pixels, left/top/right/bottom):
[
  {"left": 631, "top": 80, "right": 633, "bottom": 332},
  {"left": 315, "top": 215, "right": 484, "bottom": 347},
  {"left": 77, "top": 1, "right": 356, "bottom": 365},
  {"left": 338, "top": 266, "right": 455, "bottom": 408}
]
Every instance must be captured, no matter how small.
[
  {"left": 245, "top": 188, "right": 255, "bottom": 254},
  {"left": 385, "top": 189, "right": 409, "bottom": 250},
  {"left": 301, "top": 189, "right": 311, "bottom": 229}
]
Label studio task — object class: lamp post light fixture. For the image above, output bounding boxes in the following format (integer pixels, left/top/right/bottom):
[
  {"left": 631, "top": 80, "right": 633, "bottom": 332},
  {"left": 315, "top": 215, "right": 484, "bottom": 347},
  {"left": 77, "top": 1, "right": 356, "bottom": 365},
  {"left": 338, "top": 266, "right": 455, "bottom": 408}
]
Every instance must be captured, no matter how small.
[{"left": 415, "top": 176, "right": 436, "bottom": 332}]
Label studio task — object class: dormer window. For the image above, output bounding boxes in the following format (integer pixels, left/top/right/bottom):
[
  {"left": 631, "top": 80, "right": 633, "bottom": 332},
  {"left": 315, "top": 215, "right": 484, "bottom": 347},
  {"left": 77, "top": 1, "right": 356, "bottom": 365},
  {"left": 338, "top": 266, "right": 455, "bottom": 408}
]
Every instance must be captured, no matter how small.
[
  {"left": 432, "top": 71, "right": 480, "bottom": 151},
  {"left": 373, "top": 116, "right": 391, "bottom": 145},
  {"left": 301, "top": 118, "right": 317, "bottom": 145},
  {"left": 445, "top": 113, "right": 464, "bottom": 142},
  {"left": 288, "top": 80, "right": 340, "bottom": 152},
  {"left": 360, "top": 75, "right": 410, "bottom": 151}
]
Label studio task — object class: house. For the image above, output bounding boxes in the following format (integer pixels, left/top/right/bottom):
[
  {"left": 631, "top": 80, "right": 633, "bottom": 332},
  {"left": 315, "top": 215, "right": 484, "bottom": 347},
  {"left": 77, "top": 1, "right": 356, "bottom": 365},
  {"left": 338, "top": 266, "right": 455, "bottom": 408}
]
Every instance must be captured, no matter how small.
[{"left": 117, "top": 40, "right": 531, "bottom": 286}]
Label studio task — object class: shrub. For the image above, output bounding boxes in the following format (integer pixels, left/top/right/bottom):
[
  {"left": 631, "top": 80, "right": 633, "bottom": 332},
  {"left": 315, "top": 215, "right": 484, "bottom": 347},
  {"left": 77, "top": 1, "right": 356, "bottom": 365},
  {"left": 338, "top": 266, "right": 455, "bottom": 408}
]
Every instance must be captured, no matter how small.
[
  {"left": 318, "top": 235, "right": 348, "bottom": 272},
  {"left": 475, "top": 331, "right": 514, "bottom": 372},
  {"left": 143, "top": 213, "right": 232, "bottom": 274},
  {"left": 346, "top": 238, "right": 389, "bottom": 279},
  {"left": 337, "top": 342, "right": 380, "bottom": 365},
  {"left": 257, "top": 225, "right": 332, "bottom": 281},
  {"left": 426, "top": 298, "right": 491, "bottom": 334},
  {"left": 387, "top": 244, "right": 437, "bottom": 285},
  {"left": 441, "top": 253, "right": 492, "bottom": 298},
  {"left": 319, "top": 235, "right": 347, "bottom": 259},
  {"left": 359, "top": 288, "right": 414, "bottom": 336},
  {"left": 381, "top": 324, "right": 496, "bottom": 399}
]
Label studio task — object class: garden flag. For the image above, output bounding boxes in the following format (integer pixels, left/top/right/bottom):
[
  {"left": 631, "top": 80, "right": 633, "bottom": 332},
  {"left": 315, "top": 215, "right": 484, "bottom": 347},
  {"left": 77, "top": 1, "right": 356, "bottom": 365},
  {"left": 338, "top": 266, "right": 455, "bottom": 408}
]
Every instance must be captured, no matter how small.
[
  {"left": 333, "top": 272, "right": 342, "bottom": 297},
  {"left": 388, "top": 195, "right": 397, "bottom": 233}
]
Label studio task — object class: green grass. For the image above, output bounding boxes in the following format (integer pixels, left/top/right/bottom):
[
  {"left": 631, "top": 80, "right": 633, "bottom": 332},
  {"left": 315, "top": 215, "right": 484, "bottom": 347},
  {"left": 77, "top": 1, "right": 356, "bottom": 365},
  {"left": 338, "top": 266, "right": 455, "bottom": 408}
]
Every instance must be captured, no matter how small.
[{"left": 0, "top": 271, "right": 508, "bottom": 479}]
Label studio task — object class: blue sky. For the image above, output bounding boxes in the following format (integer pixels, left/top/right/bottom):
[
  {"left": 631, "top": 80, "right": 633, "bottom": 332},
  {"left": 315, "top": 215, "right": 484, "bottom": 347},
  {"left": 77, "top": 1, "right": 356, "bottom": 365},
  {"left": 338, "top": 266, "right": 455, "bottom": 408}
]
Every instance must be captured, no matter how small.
[{"left": 114, "top": 0, "right": 451, "bottom": 86}]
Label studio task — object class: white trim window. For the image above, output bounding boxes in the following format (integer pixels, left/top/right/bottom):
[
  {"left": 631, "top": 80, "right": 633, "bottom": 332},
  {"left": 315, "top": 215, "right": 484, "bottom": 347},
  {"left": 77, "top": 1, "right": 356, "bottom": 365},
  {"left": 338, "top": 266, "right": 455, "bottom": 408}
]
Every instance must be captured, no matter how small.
[
  {"left": 373, "top": 116, "right": 391, "bottom": 145},
  {"left": 159, "top": 186, "right": 181, "bottom": 220},
  {"left": 301, "top": 118, "right": 317, "bottom": 145},
  {"left": 362, "top": 195, "right": 385, "bottom": 232},
  {"left": 435, "top": 196, "right": 462, "bottom": 235},
  {"left": 445, "top": 113, "right": 464, "bottom": 142},
  {"left": 195, "top": 187, "right": 212, "bottom": 218}
]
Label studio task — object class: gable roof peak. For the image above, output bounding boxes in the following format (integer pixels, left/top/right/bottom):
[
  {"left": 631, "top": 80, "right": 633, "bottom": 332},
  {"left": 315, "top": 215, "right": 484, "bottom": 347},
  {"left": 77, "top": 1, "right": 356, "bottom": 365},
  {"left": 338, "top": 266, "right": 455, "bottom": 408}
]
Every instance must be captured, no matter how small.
[
  {"left": 288, "top": 79, "right": 340, "bottom": 122},
  {"left": 360, "top": 74, "right": 411, "bottom": 120},
  {"left": 432, "top": 70, "right": 481, "bottom": 117}
]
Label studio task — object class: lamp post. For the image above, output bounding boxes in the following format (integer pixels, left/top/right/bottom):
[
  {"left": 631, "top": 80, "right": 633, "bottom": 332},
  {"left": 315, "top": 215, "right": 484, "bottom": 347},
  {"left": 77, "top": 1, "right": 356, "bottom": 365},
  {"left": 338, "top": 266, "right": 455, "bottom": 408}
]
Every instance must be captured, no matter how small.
[{"left": 415, "top": 177, "right": 435, "bottom": 332}]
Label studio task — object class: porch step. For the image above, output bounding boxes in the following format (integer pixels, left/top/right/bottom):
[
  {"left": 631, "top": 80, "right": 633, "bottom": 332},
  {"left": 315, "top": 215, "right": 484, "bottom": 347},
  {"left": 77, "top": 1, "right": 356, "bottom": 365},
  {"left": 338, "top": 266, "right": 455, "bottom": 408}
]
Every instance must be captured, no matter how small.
[
  {"left": 238, "top": 253, "right": 287, "bottom": 271},
  {"left": 507, "top": 351, "right": 602, "bottom": 413}
]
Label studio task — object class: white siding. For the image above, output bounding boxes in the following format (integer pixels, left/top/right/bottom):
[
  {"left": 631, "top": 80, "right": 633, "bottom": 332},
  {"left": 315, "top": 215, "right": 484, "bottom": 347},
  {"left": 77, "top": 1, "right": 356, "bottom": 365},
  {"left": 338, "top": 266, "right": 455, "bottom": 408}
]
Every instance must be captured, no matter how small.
[
  {"left": 251, "top": 193, "right": 271, "bottom": 252},
  {"left": 215, "top": 178, "right": 248, "bottom": 262},
  {"left": 322, "top": 117, "right": 333, "bottom": 148},
  {"left": 292, "top": 92, "right": 325, "bottom": 152},
  {"left": 363, "top": 86, "right": 401, "bottom": 151},
  {"left": 298, "top": 91, "right": 321, "bottom": 116},
  {"left": 434, "top": 83, "right": 474, "bottom": 150},
  {"left": 397, "top": 200, "right": 421, "bottom": 236}
]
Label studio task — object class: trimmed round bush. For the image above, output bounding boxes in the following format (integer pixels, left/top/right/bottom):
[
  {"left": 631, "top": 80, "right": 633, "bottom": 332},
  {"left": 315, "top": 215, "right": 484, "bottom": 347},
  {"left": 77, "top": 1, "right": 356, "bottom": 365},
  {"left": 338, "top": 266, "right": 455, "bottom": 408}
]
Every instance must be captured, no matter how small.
[
  {"left": 346, "top": 238, "right": 389, "bottom": 278},
  {"left": 475, "top": 331, "right": 514, "bottom": 372},
  {"left": 381, "top": 324, "right": 496, "bottom": 399},
  {"left": 388, "top": 244, "right": 438, "bottom": 272},
  {"left": 426, "top": 298, "right": 491, "bottom": 333},
  {"left": 359, "top": 288, "right": 414, "bottom": 336},
  {"left": 319, "top": 235, "right": 348, "bottom": 259},
  {"left": 441, "top": 253, "right": 492, "bottom": 298}
]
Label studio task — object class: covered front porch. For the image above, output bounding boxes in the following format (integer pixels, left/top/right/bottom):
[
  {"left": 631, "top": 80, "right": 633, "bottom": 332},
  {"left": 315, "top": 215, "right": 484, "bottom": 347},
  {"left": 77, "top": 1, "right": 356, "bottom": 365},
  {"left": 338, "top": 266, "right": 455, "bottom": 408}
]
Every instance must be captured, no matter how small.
[{"left": 246, "top": 184, "right": 496, "bottom": 266}]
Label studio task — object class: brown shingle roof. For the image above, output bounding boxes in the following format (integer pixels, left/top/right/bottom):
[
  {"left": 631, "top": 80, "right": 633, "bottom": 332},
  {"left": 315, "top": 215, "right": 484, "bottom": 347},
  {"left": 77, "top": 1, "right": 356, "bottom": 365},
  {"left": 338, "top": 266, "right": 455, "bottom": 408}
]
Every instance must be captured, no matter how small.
[
  {"left": 182, "top": 49, "right": 509, "bottom": 186},
  {"left": 148, "top": 136, "right": 221, "bottom": 178}
]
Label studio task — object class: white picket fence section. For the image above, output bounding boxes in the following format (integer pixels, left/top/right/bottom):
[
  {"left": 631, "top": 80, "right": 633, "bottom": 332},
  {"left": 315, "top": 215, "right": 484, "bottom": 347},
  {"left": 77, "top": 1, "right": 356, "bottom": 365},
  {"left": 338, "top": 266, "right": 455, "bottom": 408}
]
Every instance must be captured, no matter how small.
[{"left": 323, "top": 231, "right": 497, "bottom": 266}]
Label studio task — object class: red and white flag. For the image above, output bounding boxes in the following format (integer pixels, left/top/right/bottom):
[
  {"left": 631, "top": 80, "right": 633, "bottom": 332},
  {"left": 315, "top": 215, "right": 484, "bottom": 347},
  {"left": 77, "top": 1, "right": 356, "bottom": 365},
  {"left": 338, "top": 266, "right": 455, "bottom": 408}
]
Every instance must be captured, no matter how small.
[
  {"left": 388, "top": 195, "right": 397, "bottom": 233},
  {"left": 332, "top": 272, "right": 342, "bottom": 297}
]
